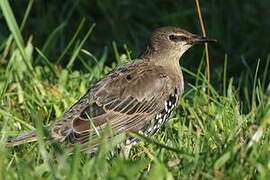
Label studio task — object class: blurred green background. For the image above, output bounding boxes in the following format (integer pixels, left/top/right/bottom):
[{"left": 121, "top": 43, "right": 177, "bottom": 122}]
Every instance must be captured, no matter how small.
[{"left": 0, "top": 0, "right": 270, "bottom": 89}]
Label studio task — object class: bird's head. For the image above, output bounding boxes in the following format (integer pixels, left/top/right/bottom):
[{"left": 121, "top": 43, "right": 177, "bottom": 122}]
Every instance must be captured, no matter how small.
[{"left": 146, "top": 26, "right": 216, "bottom": 60}]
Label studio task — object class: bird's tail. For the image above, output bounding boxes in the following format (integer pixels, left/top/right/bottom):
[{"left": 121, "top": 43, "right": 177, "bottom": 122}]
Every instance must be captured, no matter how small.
[{"left": 6, "top": 130, "right": 38, "bottom": 147}]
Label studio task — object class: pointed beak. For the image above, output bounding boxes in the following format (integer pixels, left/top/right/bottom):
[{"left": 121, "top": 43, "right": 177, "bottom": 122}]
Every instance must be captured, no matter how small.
[{"left": 188, "top": 35, "right": 217, "bottom": 45}]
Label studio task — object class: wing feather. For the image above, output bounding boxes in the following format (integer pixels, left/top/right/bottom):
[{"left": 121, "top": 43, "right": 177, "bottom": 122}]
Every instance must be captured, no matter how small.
[{"left": 51, "top": 60, "right": 175, "bottom": 146}]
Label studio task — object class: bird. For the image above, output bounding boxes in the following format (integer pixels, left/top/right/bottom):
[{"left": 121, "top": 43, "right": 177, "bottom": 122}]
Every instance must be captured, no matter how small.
[{"left": 7, "top": 26, "right": 216, "bottom": 154}]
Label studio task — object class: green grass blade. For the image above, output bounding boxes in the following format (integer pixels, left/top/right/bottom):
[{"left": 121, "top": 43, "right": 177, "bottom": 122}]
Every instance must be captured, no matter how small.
[
  {"left": 36, "top": 22, "right": 67, "bottom": 63},
  {"left": 56, "top": 18, "right": 86, "bottom": 64},
  {"left": 0, "top": 0, "right": 34, "bottom": 74},
  {"left": 67, "top": 23, "right": 96, "bottom": 69}
]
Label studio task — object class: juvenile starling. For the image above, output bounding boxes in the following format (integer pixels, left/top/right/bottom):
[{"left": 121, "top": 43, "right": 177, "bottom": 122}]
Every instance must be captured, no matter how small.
[{"left": 8, "top": 26, "right": 216, "bottom": 152}]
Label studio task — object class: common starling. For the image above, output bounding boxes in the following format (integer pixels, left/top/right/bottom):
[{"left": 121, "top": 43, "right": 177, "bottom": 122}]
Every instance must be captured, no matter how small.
[{"left": 8, "top": 26, "right": 216, "bottom": 153}]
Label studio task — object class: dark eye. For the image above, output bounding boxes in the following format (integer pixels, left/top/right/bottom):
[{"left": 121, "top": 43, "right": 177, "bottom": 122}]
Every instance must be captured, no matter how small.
[
  {"left": 169, "top": 35, "right": 178, "bottom": 41},
  {"left": 169, "top": 35, "right": 188, "bottom": 42}
]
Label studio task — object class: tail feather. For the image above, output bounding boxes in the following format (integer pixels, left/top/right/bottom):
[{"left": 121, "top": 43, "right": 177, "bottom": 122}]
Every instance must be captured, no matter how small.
[{"left": 7, "top": 130, "right": 38, "bottom": 147}]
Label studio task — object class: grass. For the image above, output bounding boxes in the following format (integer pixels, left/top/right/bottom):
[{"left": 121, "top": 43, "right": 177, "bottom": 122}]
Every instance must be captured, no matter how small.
[{"left": 1, "top": 0, "right": 270, "bottom": 179}]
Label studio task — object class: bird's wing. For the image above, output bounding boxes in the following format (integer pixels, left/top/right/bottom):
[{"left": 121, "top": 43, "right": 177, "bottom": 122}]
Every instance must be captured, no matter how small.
[{"left": 51, "top": 61, "right": 174, "bottom": 147}]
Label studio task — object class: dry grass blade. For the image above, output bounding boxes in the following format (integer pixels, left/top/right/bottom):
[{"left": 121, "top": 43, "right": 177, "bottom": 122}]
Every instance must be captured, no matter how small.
[{"left": 195, "top": 0, "right": 211, "bottom": 97}]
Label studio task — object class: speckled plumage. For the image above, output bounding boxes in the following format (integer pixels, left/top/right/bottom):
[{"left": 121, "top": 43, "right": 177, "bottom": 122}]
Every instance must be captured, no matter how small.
[{"left": 8, "top": 26, "right": 216, "bottom": 153}]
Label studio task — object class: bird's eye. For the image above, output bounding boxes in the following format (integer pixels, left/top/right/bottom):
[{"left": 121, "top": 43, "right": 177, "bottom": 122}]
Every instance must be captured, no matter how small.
[
  {"left": 169, "top": 35, "right": 178, "bottom": 41},
  {"left": 169, "top": 35, "right": 188, "bottom": 42}
]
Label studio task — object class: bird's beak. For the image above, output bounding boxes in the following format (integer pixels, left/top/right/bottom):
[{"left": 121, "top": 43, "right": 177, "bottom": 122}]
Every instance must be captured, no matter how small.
[{"left": 188, "top": 35, "right": 217, "bottom": 45}]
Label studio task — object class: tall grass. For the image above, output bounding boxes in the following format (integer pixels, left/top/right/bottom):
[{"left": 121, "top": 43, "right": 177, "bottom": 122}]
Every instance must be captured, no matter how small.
[{"left": 0, "top": 0, "right": 270, "bottom": 179}]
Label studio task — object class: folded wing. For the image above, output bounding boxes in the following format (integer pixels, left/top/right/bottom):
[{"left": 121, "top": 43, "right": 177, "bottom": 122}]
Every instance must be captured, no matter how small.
[{"left": 51, "top": 61, "right": 173, "bottom": 148}]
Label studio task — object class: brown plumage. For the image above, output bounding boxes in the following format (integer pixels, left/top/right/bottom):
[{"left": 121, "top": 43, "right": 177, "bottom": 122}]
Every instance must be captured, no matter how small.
[{"left": 7, "top": 26, "right": 216, "bottom": 152}]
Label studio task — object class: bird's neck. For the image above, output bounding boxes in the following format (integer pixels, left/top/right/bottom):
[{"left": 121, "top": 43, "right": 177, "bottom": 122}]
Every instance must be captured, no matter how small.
[
  {"left": 140, "top": 46, "right": 182, "bottom": 75},
  {"left": 139, "top": 47, "right": 184, "bottom": 95}
]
